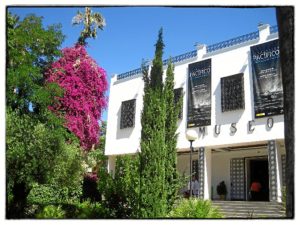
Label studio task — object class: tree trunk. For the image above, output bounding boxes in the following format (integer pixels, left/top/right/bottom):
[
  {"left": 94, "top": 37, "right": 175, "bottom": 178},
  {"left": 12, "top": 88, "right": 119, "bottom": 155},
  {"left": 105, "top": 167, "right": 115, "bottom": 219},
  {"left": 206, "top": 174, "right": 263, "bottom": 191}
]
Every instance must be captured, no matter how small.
[{"left": 276, "top": 6, "right": 294, "bottom": 219}]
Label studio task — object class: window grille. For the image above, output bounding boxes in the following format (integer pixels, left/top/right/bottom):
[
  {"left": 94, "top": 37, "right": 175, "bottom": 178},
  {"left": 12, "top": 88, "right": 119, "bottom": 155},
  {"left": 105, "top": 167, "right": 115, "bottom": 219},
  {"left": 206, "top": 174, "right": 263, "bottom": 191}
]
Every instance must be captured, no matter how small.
[
  {"left": 120, "top": 99, "right": 136, "bottom": 129},
  {"left": 221, "top": 73, "right": 245, "bottom": 112}
]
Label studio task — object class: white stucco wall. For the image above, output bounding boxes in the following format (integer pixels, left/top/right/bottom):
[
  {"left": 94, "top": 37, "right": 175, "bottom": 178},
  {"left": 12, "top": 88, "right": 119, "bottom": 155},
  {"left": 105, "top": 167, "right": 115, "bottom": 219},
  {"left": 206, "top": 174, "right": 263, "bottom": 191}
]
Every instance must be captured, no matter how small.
[{"left": 105, "top": 24, "right": 283, "bottom": 156}]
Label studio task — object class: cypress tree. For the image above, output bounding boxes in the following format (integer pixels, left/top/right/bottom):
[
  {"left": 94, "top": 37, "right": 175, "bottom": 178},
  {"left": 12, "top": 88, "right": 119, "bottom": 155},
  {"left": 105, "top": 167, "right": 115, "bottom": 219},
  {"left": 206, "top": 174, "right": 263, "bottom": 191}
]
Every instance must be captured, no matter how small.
[
  {"left": 139, "top": 28, "right": 167, "bottom": 218},
  {"left": 138, "top": 28, "right": 182, "bottom": 218},
  {"left": 164, "top": 60, "right": 182, "bottom": 212},
  {"left": 149, "top": 28, "right": 164, "bottom": 92}
]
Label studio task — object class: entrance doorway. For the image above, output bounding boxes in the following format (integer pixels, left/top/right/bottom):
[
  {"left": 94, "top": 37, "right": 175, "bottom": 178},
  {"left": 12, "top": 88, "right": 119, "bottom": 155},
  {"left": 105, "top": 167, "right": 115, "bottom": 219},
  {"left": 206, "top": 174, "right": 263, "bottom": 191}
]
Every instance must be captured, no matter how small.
[{"left": 246, "top": 157, "right": 269, "bottom": 201}]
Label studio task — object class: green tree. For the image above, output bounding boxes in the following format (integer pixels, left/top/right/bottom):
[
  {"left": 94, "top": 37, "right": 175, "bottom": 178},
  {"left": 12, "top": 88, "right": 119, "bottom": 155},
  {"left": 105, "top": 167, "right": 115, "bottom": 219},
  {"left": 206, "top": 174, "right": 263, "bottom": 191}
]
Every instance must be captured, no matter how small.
[
  {"left": 139, "top": 28, "right": 167, "bottom": 218},
  {"left": 6, "top": 109, "right": 84, "bottom": 218},
  {"left": 6, "top": 12, "right": 83, "bottom": 218},
  {"left": 164, "top": 60, "right": 182, "bottom": 212},
  {"left": 6, "top": 12, "right": 65, "bottom": 116},
  {"left": 72, "top": 7, "right": 106, "bottom": 45}
]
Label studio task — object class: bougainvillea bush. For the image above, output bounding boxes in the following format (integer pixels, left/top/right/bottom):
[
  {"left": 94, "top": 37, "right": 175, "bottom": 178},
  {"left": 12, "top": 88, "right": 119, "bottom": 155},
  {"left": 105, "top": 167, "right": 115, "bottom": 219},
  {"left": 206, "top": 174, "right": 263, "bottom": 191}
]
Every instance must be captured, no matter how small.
[{"left": 46, "top": 44, "right": 108, "bottom": 150}]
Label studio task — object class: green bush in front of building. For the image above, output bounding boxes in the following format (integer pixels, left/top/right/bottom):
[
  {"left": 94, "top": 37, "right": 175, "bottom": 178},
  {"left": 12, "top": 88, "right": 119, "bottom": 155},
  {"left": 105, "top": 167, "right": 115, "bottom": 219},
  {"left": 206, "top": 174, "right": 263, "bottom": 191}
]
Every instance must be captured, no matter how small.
[
  {"left": 167, "top": 199, "right": 223, "bottom": 218},
  {"left": 35, "top": 205, "right": 66, "bottom": 219}
]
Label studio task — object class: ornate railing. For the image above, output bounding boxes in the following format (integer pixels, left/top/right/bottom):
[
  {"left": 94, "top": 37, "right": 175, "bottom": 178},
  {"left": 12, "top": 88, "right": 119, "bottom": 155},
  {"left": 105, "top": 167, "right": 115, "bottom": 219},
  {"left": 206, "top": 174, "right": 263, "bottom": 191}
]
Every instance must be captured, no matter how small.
[
  {"left": 270, "top": 25, "right": 278, "bottom": 34},
  {"left": 117, "top": 50, "right": 197, "bottom": 80},
  {"left": 163, "top": 50, "right": 197, "bottom": 65},
  {"left": 206, "top": 31, "right": 259, "bottom": 53},
  {"left": 117, "top": 65, "right": 149, "bottom": 80}
]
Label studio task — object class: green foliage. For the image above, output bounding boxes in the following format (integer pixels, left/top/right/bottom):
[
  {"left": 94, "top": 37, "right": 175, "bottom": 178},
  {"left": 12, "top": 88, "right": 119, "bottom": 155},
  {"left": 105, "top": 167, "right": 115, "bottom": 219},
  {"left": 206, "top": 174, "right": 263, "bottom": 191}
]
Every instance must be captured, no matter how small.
[
  {"left": 46, "top": 142, "right": 84, "bottom": 198},
  {"left": 27, "top": 183, "right": 82, "bottom": 206},
  {"left": 6, "top": 11, "right": 65, "bottom": 114},
  {"left": 6, "top": 109, "right": 64, "bottom": 191},
  {"left": 6, "top": 12, "right": 85, "bottom": 219},
  {"left": 28, "top": 184, "right": 61, "bottom": 205},
  {"left": 139, "top": 89, "right": 167, "bottom": 218},
  {"left": 98, "top": 155, "right": 140, "bottom": 218},
  {"left": 71, "top": 200, "right": 109, "bottom": 219},
  {"left": 149, "top": 28, "right": 164, "bottom": 91},
  {"left": 282, "top": 186, "right": 286, "bottom": 211},
  {"left": 6, "top": 108, "right": 84, "bottom": 217},
  {"left": 164, "top": 59, "right": 183, "bottom": 211},
  {"left": 6, "top": 12, "right": 66, "bottom": 218},
  {"left": 134, "top": 28, "right": 184, "bottom": 218},
  {"left": 7, "top": 108, "right": 83, "bottom": 192},
  {"left": 138, "top": 28, "right": 183, "bottom": 218},
  {"left": 167, "top": 199, "right": 223, "bottom": 218},
  {"left": 36, "top": 205, "right": 65, "bottom": 219},
  {"left": 140, "top": 48, "right": 167, "bottom": 217}
]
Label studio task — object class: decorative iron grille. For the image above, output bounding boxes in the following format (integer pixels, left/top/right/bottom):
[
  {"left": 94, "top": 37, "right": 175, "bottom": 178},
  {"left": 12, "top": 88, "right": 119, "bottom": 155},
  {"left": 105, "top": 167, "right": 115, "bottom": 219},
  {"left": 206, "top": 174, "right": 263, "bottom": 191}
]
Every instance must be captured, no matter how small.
[
  {"left": 221, "top": 73, "right": 245, "bottom": 112},
  {"left": 268, "top": 140, "right": 278, "bottom": 202},
  {"left": 120, "top": 99, "right": 136, "bottom": 129},
  {"left": 207, "top": 31, "right": 259, "bottom": 53},
  {"left": 117, "top": 50, "right": 197, "bottom": 80},
  {"left": 230, "top": 158, "right": 245, "bottom": 200},
  {"left": 162, "top": 50, "right": 197, "bottom": 66},
  {"left": 198, "top": 147, "right": 205, "bottom": 199}
]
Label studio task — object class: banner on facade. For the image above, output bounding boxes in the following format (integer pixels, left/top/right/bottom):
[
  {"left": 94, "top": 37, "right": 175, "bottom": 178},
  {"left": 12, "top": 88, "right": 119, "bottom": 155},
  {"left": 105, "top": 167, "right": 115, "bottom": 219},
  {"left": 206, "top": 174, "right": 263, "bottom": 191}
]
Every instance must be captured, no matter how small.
[
  {"left": 250, "top": 39, "right": 283, "bottom": 118},
  {"left": 187, "top": 59, "right": 211, "bottom": 127}
]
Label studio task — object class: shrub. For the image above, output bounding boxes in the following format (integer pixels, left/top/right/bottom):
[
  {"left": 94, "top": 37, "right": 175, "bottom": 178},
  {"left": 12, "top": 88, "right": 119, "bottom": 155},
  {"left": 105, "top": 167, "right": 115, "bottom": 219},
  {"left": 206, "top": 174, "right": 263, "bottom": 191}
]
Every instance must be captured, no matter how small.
[
  {"left": 27, "top": 183, "right": 82, "bottom": 206},
  {"left": 71, "top": 200, "right": 109, "bottom": 219},
  {"left": 98, "top": 155, "right": 140, "bottom": 218},
  {"left": 167, "top": 199, "right": 223, "bottom": 218},
  {"left": 35, "top": 205, "right": 65, "bottom": 219}
]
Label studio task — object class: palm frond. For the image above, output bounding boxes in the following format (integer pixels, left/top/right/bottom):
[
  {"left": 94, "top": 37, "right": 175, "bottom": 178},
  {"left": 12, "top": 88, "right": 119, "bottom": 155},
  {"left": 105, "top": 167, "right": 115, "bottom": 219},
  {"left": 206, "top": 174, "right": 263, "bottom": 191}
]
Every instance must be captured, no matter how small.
[{"left": 72, "top": 12, "right": 83, "bottom": 25}]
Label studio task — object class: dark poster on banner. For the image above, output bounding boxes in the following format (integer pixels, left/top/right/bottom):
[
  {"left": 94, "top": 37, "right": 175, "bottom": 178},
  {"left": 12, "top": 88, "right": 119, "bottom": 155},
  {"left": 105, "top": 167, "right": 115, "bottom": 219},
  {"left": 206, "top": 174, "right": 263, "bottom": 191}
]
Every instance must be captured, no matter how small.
[
  {"left": 251, "top": 39, "right": 283, "bottom": 118},
  {"left": 187, "top": 59, "right": 211, "bottom": 127}
]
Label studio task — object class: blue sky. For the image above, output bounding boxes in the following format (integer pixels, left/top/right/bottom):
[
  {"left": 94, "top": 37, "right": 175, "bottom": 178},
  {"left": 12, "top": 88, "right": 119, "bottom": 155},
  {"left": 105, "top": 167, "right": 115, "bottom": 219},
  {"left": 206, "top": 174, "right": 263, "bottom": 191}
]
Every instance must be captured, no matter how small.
[{"left": 8, "top": 7, "right": 277, "bottom": 121}]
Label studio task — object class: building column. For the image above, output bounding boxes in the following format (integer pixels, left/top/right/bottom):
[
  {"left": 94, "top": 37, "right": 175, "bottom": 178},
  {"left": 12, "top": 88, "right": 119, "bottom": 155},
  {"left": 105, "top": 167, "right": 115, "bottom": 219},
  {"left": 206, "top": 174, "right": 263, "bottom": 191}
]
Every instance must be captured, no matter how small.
[
  {"left": 204, "top": 148, "right": 212, "bottom": 200},
  {"left": 107, "top": 156, "right": 116, "bottom": 176},
  {"left": 268, "top": 140, "right": 283, "bottom": 202},
  {"left": 198, "top": 147, "right": 211, "bottom": 200}
]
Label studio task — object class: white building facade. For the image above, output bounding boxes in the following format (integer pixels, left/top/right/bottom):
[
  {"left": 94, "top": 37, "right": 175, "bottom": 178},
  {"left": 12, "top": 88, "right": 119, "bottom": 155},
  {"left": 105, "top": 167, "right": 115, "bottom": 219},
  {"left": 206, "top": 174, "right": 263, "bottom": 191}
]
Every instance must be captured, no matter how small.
[{"left": 105, "top": 24, "right": 286, "bottom": 202}]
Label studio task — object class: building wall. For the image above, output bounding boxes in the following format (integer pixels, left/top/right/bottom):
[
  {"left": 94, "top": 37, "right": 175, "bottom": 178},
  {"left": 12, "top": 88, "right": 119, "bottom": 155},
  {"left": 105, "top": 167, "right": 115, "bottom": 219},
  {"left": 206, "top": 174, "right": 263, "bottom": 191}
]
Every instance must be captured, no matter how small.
[{"left": 105, "top": 24, "right": 283, "bottom": 156}]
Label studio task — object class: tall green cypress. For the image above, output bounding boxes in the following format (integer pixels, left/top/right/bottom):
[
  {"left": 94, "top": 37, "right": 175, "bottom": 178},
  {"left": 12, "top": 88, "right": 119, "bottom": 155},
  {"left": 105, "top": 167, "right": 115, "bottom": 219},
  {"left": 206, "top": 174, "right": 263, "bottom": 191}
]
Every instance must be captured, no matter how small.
[
  {"left": 139, "top": 28, "right": 167, "bottom": 218},
  {"left": 149, "top": 28, "right": 164, "bottom": 92},
  {"left": 164, "top": 60, "right": 182, "bottom": 212}
]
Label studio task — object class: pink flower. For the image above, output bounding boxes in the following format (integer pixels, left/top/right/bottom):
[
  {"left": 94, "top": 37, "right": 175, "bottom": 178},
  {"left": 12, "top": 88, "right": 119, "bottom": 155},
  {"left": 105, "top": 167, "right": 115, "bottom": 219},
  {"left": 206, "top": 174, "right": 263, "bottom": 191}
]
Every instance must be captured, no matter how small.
[{"left": 46, "top": 44, "right": 108, "bottom": 151}]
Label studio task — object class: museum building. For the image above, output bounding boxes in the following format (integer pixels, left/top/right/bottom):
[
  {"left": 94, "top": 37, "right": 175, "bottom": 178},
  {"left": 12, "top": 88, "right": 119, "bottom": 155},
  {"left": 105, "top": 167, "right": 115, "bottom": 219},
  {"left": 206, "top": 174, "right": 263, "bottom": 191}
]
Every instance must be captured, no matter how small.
[{"left": 105, "top": 24, "right": 286, "bottom": 202}]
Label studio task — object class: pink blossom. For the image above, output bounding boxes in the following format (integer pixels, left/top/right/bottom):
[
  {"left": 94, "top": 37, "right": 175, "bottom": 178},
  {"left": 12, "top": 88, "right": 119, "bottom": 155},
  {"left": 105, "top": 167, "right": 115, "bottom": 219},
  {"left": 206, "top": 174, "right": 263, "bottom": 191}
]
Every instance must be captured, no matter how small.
[{"left": 46, "top": 44, "right": 108, "bottom": 151}]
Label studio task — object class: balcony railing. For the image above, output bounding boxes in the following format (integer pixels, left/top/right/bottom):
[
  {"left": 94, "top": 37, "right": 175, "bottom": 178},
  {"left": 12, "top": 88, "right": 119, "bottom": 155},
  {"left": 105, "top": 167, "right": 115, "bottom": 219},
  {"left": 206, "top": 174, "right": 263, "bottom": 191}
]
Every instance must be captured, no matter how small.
[
  {"left": 206, "top": 31, "right": 259, "bottom": 53},
  {"left": 117, "top": 65, "right": 150, "bottom": 80},
  {"left": 117, "top": 50, "right": 197, "bottom": 80},
  {"left": 162, "top": 50, "right": 197, "bottom": 66}
]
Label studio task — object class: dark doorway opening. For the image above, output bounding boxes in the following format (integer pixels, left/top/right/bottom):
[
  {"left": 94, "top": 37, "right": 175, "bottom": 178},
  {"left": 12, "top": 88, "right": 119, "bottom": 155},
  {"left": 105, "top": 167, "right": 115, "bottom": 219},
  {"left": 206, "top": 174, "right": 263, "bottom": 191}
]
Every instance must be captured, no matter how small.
[{"left": 249, "top": 159, "right": 269, "bottom": 201}]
